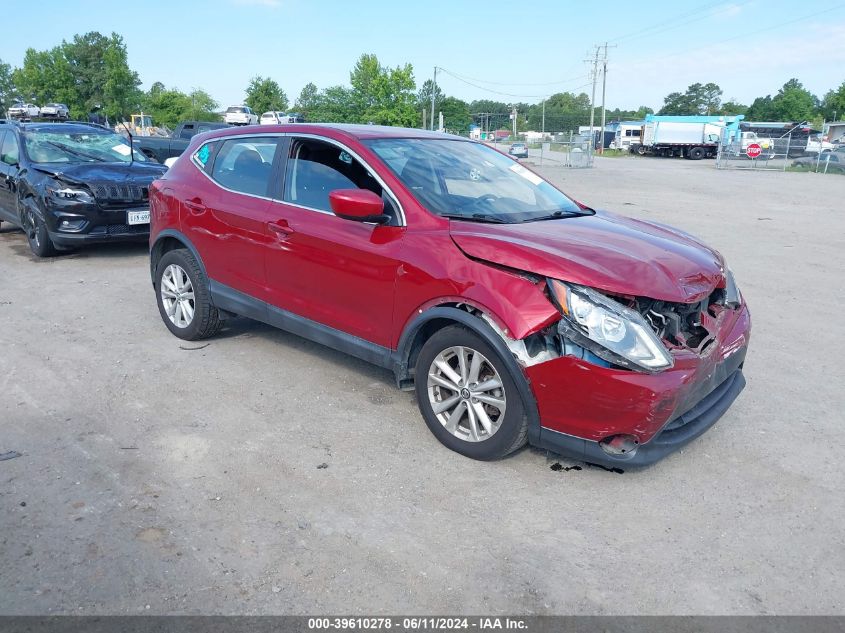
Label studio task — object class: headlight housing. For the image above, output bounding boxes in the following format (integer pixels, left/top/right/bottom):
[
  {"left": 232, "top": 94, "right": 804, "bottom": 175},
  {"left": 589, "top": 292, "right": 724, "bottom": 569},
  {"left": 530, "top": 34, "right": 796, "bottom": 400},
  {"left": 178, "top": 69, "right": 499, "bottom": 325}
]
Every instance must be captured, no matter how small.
[
  {"left": 724, "top": 268, "right": 741, "bottom": 308},
  {"left": 46, "top": 185, "right": 95, "bottom": 205},
  {"left": 548, "top": 280, "right": 673, "bottom": 372}
]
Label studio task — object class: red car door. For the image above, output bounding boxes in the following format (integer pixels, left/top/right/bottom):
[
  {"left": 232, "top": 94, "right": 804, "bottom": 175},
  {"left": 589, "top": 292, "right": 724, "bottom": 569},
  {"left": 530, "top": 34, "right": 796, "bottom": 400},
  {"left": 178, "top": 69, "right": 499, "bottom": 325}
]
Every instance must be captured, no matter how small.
[
  {"left": 264, "top": 136, "right": 405, "bottom": 348},
  {"left": 182, "top": 136, "right": 281, "bottom": 301}
]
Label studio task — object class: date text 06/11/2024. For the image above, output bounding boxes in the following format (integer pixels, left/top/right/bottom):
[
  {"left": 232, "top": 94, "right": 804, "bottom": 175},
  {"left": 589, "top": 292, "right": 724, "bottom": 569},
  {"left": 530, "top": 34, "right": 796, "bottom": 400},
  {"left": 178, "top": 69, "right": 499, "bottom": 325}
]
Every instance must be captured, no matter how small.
[{"left": 307, "top": 617, "right": 528, "bottom": 630}]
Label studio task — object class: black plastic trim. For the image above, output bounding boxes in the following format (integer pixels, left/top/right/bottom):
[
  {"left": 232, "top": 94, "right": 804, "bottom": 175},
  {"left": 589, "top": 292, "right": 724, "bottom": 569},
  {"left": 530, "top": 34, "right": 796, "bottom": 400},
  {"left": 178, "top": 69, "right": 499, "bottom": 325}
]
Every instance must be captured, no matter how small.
[
  {"left": 150, "top": 229, "right": 207, "bottom": 283},
  {"left": 209, "top": 280, "right": 394, "bottom": 370}
]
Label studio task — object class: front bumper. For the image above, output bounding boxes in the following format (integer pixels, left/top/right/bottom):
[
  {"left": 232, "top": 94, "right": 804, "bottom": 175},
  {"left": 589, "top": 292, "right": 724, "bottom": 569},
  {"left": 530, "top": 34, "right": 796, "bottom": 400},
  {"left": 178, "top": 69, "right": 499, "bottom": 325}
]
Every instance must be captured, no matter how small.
[
  {"left": 526, "top": 303, "right": 751, "bottom": 467},
  {"left": 45, "top": 204, "right": 150, "bottom": 247}
]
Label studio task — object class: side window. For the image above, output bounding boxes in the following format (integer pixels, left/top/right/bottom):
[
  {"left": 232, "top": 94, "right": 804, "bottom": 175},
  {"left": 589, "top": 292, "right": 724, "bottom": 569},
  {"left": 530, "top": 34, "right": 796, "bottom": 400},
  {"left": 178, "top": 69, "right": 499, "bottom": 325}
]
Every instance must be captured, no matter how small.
[
  {"left": 210, "top": 137, "right": 278, "bottom": 197},
  {"left": 283, "top": 138, "right": 398, "bottom": 221},
  {"left": 1, "top": 131, "right": 20, "bottom": 166},
  {"left": 192, "top": 141, "right": 217, "bottom": 172},
  {"left": 179, "top": 124, "right": 195, "bottom": 140}
]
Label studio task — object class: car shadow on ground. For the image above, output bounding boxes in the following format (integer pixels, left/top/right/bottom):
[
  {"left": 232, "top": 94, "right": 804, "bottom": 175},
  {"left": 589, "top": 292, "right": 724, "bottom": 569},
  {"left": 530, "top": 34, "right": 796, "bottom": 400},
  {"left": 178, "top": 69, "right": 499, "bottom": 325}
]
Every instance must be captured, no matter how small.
[{"left": 208, "top": 313, "right": 400, "bottom": 390}]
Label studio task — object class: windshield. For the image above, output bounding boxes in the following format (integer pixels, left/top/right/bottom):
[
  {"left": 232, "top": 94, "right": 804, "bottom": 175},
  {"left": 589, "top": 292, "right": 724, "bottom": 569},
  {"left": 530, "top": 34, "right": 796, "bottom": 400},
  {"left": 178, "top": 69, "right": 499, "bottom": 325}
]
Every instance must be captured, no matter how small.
[
  {"left": 365, "top": 138, "right": 587, "bottom": 223},
  {"left": 23, "top": 129, "right": 148, "bottom": 164}
]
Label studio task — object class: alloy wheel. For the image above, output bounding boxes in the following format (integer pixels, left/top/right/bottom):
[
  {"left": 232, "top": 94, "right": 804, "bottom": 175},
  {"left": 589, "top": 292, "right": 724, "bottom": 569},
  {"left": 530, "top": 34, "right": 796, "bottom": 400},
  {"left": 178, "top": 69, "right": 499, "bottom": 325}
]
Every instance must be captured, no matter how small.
[
  {"left": 160, "top": 264, "right": 195, "bottom": 328},
  {"left": 427, "top": 346, "right": 507, "bottom": 443}
]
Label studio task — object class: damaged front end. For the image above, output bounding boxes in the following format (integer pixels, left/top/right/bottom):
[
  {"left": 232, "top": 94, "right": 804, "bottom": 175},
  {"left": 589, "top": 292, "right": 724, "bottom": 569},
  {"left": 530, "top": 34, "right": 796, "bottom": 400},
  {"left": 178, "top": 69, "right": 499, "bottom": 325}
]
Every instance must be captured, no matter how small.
[{"left": 471, "top": 272, "right": 750, "bottom": 466}]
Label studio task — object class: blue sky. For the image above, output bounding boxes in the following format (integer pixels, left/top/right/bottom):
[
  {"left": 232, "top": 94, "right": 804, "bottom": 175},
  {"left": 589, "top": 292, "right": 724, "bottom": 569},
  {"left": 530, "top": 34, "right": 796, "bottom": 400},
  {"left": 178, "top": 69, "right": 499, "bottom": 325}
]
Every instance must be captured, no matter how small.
[{"left": 2, "top": 0, "right": 844, "bottom": 112}]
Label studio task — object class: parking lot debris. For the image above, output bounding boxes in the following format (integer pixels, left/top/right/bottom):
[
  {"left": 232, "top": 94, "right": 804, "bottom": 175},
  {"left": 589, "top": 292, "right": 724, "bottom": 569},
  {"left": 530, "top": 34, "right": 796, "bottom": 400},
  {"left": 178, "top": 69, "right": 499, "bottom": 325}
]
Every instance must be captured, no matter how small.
[
  {"left": 317, "top": 463, "right": 328, "bottom": 469},
  {"left": 179, "top": 344, "right": 210, "bottom": 351},
  {"left": 550, "top": 463, "right": 582, "bottom": 472},
  {"left": 0, "top": 451, "right": 22, "bottom": 461}
]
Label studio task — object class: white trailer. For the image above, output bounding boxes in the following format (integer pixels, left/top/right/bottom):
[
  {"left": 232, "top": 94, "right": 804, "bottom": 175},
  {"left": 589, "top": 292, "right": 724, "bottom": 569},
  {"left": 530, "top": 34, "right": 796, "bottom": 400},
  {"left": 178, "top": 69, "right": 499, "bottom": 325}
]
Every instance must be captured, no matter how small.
[{"left": 633, "top": 121, "right": 723, "bottom": 160}]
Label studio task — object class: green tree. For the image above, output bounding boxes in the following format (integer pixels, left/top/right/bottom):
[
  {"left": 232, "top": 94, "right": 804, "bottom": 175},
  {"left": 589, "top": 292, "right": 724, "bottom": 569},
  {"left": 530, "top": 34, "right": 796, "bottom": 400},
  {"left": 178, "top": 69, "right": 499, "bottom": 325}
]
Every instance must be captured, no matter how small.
[
  {"left": 417, "top": 79, "right": 444, "bottom": 125},
  {"left": 439, "top": 96, "right": 471, "bottom": 132},
  {"left": 718, "top": 100, "right": 747, "bottom": 116},
  {"left": 245, "top": 76, "right": 288, "bottom": 114},
  {"left": 770, "top": 78, "right": 817, "bottom": 121},
  {"left": 746, "top": 95, "right": 775, "bottom": 120},
  {"left": 821, "top": 81, "right": 845, "bottom": 121},
  {"left": 63, "top": 32, "right": 141, "bottom": 119},
  {"left": 308, "top": 85, "right": 356, "bottom": 123},
  {"left": 525, "top": 92, "right": 590, "bottom": 132},
  {"left": 12, "top": 32, "right": 141, "bottom": 120},
  {"left": 349, "top": 54, "right": 417, "bottom": 126},
  {"left": 658, "top": 82, "right": 722, "bottom": 115},
  {"left": 187, "top": 89, "right": 220, "bottom": 121},
  {"left": 294, "top": 82, "right": 319, "bottom": 117},
  {"left": 141, "top": 86, "right": 219, "bottom": 128},
  {"left": 0, "top": 58, "right": 18, "bottom": 114}
]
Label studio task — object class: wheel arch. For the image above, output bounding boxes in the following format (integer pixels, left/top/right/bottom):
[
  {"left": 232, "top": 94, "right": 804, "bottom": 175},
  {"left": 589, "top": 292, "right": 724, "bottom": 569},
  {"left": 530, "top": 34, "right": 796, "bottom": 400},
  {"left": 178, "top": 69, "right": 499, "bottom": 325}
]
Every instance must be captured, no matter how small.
[
  {"left": 393, "top": 304, "right": 542, "bottom": 446},
  {"left": 150, "top": 230, "right": 207, "bottom": 285}
]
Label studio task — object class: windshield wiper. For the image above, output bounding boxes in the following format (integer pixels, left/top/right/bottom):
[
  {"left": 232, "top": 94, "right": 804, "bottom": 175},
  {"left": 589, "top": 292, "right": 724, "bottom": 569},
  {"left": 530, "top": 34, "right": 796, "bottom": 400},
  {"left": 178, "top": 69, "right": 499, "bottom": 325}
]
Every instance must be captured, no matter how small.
[
  {"left": 43, "top": 141, "right": 107, "bottom": 163},
  {"left": 522, "top": 209, "right": 589, "bottom": 222},
  {"left": 440, "top": 213, "right": 509, "bottom": 224}
]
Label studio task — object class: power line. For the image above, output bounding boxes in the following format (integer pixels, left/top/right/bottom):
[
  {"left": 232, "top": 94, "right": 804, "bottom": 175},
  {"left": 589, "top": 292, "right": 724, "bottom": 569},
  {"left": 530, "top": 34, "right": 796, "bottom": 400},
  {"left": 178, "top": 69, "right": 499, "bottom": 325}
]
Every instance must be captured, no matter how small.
[
  {"left": 612, "top": 1, "right": 754, "bottom": 45},
  {"left": 632, "top": 3, "right": 845, "bottom": 68},
  {"left": 437, "top": 67, "right": 590, "bottom": 99},
  {"left": 607, "top": 1, "right": 730, "bottom": 43},
  {"left": 437, "top": 66, "right": 588, "bottom": 88}
]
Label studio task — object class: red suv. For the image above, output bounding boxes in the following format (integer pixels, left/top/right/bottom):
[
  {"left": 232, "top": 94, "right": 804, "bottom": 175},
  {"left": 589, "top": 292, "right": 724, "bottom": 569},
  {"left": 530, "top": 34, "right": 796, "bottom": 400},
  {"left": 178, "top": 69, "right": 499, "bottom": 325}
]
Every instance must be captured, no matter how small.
[{"left": 149, "top": 125, "right": 750, "bottom": 467}]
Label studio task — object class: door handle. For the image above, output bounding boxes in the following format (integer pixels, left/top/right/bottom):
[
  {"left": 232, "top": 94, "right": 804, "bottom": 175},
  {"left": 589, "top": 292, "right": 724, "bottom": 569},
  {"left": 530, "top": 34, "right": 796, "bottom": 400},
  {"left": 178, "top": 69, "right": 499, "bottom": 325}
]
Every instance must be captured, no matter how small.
[
  {"left": 184, "top": 198, "right": 206, "bottom": 215},
  {"left": 268, "top": 220, "right": 294, "bottom": 238}
]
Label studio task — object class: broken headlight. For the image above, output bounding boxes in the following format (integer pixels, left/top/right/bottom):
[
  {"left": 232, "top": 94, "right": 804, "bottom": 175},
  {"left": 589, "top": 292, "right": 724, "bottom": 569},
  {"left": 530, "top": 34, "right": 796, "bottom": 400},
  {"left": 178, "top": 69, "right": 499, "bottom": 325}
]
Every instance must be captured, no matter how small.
[
  {"left": 548, "top": 280, "right": 673, "bottom": 372},
  {"left": 724, "top": 267, "right": 742, "bottom": 308}
]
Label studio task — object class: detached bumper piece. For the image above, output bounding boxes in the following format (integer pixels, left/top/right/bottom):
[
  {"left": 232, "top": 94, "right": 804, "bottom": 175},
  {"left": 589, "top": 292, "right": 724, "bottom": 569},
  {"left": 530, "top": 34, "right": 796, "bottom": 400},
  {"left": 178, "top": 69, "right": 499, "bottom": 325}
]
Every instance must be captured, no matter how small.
[{"left": 538, "top": 368, "right": 746, "bottom": 468}]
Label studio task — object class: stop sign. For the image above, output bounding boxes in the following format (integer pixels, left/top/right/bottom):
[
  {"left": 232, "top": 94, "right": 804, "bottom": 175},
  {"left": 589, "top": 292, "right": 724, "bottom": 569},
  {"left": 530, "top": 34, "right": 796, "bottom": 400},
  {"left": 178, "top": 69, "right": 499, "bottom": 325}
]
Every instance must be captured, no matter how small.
[{"left": 746, "top": 143, "right": 762, "bottom": 158}]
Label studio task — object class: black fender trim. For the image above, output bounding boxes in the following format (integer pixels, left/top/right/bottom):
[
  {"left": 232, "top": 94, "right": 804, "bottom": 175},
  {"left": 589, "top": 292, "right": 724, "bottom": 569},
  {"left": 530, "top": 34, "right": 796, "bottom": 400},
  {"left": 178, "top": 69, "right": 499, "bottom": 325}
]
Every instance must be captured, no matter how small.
[
  {"left": 393, "top": 307, "right": 542, "bottom": 447},
  {"left": 149, "top": 229, "right": 207, "bottom": 284}
]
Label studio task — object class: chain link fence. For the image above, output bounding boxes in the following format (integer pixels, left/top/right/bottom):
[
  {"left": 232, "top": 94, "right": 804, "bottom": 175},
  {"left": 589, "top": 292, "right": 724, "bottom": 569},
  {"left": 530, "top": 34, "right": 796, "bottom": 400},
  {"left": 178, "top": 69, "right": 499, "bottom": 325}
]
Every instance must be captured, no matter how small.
[{"left": 716, "top": 135, "right": 844, "bottom": 175}]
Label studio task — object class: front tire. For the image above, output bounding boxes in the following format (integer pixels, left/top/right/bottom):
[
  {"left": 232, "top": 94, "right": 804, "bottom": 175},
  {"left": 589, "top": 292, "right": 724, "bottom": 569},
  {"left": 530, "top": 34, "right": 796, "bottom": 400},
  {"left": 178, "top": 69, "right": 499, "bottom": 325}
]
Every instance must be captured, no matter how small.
[
  {"left": 155, "top": 248, "right": 222, "bottom": 340},
  {"left": 22, "top": 204, "right": 57, "bottom": 258},
  {"left": 415, "top": 325, "right": 528, "bottom": 460}
]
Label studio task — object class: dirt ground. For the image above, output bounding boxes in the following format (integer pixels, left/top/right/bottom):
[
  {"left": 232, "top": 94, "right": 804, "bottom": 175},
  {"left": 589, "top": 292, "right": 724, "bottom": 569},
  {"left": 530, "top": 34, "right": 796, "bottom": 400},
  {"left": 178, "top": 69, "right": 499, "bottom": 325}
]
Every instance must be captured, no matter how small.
[{"left": 1, "top": 156, "right": 843, "bottom": 615}]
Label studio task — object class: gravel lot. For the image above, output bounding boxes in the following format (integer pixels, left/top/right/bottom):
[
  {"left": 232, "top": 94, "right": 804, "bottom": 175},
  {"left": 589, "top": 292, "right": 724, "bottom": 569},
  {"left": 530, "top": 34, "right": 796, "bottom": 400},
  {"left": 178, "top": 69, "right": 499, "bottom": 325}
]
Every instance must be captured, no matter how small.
[{"left": 1, "top": 157, "right": 843, "bottom": 615}]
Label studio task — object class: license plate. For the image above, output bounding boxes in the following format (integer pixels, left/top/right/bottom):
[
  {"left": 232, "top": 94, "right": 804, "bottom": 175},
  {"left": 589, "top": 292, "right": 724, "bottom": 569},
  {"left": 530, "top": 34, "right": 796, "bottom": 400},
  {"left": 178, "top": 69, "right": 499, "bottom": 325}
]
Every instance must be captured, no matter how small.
[{"left": 127, "top": 209, "right": 150, "bottom": 225}]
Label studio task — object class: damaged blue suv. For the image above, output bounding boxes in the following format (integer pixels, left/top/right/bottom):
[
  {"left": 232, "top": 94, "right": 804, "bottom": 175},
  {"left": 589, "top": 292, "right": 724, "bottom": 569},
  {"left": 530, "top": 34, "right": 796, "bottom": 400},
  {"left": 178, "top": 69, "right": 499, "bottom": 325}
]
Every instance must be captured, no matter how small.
[{"left": 0, "top": 121, "right": 166, "bottom": 257}]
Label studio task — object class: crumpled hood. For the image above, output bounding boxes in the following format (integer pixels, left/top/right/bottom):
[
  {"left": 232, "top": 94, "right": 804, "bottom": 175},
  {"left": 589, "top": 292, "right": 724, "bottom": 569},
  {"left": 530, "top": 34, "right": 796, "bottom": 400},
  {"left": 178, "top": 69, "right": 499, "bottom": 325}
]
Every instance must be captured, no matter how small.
[
  {"left": 450, "top": 210, "right": 725, "bottom": 303},
  {"left": 32, "top": 161, "right": 166, "bottom": 184}
]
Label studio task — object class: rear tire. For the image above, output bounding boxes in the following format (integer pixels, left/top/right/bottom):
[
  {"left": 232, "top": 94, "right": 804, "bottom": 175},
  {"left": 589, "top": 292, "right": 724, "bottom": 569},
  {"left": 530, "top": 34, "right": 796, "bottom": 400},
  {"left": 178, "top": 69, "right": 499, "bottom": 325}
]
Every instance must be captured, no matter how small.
[
  {"left": 415, "top": 325, "right": 528, "bottom": 461},
  {"left": 155, "top": 248, "right": 222, "bottom": 340},
  {"left": 688, "top": 146, "right": 705, "bottom": 160}
]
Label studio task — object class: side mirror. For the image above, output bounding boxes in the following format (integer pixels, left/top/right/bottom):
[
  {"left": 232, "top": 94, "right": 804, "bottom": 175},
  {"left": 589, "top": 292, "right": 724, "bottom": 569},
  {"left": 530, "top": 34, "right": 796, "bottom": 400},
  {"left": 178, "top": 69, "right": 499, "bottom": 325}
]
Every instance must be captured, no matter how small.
[{"left": 329, "top": 189, "right": 387, "bottom": 223}]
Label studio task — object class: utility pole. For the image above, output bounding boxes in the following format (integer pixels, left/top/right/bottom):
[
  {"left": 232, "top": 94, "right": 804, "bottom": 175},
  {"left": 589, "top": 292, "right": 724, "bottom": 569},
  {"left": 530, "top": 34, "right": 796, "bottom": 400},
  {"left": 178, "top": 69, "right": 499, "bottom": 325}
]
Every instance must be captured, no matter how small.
[
  {"left": 598, "top": 42, "right": 615, "bottom": 155},
  {"left": 512, "top": 105, "right": 518, "bottom": 138},
  {"left": 586, "top": 46, "right": 600, "bottom": 155},
  {"left": 542, "top": 98, "right": 546, "bottom": 136},
  {"left": 430, "top": 67, "right": 437, "bottom": 132}
]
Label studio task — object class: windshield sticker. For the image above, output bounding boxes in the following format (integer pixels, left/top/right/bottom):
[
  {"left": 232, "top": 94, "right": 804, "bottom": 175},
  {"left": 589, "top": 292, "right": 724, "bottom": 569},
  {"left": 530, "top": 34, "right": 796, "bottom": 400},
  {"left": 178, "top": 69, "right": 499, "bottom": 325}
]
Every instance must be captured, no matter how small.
[
  {"left": 469, "top": 168, "right": 482, "bottom": 181},
  {"left": 196, "top": 144, "right": 210, "bottom": 166},
  {"left": 509, "top": 163, "right": 543, "bottom": 186},
  {"left": 112, "top": 144, "right": 131, "bottom": 156}
]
